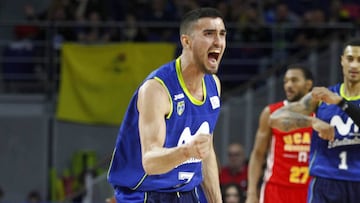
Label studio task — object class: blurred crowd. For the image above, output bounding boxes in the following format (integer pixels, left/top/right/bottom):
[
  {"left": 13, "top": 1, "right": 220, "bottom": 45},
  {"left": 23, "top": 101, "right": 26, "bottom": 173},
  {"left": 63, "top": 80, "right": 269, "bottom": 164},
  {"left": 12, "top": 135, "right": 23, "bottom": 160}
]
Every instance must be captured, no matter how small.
[
  {"left": 2, "top": 0, "right": 359, "bottom": 93},
  {"left": 17, "top": 0, "right": 360, "bottom": 44}
]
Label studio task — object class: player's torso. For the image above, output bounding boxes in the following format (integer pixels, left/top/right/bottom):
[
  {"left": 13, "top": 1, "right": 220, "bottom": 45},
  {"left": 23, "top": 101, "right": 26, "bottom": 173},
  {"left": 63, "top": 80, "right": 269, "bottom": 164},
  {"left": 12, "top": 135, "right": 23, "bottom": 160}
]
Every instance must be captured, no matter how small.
[
  {"left": 148, "top": 59, "right": 221, "bottom": 191},
  {"left": 264, "top": 101, "right": 312, "bottom": 187},
  {"left": 108, "top": 58, "right": 221, "bottom": 192},
  {"left": 310, "top": 84, "right": 360, "bottom": 181}
]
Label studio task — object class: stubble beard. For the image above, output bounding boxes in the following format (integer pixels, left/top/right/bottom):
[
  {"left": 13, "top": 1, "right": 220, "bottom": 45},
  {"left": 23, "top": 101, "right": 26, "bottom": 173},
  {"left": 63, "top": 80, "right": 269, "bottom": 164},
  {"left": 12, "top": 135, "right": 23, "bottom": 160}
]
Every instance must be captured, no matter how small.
[{"left": 288, "top": 93, "right": 304, "bottom": 102}]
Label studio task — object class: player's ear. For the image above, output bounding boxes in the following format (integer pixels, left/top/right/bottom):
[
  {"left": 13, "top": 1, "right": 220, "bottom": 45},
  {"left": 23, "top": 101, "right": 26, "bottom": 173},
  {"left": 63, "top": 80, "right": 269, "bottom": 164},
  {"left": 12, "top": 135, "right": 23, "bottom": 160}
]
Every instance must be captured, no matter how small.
[
  {"left": 181, "top": 34, "right": 191, "bottom": 49},
  {"left": 306, "top": 79, "right": 313, "bottom": 91}
]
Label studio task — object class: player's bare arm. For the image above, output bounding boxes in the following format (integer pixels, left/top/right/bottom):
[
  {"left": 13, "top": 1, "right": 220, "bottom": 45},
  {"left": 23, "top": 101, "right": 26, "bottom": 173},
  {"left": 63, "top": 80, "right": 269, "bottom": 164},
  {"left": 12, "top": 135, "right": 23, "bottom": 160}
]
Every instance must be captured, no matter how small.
[
  {"left": 269, "top": 93, "right": 334, "bottom": 140},
  {"left": 199, "top": 75, "right": 222, "bottom": 203},
  {"left": 269, "top": 93, "right": 317, "bottom": 131},
  {"left": 138, "top": 79, "right": 174, "bottom": 174},
  {"left": 201, "top": 134, "right": 222, "bottom": 203},
  {"left": 246, "top": 107, "right": 272, "bottom": 203},
  {"left": 138, "top": 79, "right": 211, "bottom": 175}
]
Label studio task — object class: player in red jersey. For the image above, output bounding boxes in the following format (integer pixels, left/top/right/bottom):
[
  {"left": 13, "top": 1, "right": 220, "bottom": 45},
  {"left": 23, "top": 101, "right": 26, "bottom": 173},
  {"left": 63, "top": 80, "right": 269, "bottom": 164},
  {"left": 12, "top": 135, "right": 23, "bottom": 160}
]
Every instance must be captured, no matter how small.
[{"left": 246, "top": 64, "right": 314, "bottom": 203}]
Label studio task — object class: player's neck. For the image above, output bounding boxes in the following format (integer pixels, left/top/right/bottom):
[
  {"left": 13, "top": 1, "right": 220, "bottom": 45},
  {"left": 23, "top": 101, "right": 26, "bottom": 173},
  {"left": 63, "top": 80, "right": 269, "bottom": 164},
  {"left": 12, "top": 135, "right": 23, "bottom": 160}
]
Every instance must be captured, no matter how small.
[
  {"left": 179, "top": 55, "right": 205, "bottom": 97},
  {"left": 343, "top": 81, "right": 360, "bottom": 97}
]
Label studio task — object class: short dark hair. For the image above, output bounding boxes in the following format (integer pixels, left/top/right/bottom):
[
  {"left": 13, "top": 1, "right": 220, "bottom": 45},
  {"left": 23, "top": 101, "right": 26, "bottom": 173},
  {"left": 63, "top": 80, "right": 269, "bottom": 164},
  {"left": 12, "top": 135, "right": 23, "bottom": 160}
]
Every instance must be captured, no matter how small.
[
  {"left": 286, "top": 63, "right": 314, "bottom": 81},
  {"left": 343, "top": 38, "right": 360, "bottom": 53},
  {"left": 180, "top": 7, "right": 224, "bottom": 35}
]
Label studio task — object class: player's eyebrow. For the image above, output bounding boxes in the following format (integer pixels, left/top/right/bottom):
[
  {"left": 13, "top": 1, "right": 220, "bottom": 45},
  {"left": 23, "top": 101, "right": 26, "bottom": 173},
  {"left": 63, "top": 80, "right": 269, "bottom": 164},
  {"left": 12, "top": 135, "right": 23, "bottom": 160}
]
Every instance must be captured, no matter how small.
[{"left": 203, "top": 29, "right": 227, "bottom": 33}]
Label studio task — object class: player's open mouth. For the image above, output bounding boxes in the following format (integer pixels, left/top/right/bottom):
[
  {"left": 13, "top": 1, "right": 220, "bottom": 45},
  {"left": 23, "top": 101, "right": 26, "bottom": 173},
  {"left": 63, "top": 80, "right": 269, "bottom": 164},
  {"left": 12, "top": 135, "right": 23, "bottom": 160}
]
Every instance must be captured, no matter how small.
[{"left": 208, "top": 51, "right": 220, "bottom": 63}]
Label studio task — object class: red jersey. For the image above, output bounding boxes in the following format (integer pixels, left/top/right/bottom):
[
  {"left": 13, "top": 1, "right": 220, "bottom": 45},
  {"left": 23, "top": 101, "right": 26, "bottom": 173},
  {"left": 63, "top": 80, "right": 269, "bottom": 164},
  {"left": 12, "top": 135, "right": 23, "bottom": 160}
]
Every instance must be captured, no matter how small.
[{"left": 264, "top": 100, "right": 312, "bottom": 187}]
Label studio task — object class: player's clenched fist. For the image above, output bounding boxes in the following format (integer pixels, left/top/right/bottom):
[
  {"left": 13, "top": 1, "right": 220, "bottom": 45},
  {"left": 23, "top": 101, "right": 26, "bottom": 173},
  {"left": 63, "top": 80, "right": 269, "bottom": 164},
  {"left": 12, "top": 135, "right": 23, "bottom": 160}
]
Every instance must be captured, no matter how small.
[
  {"left": 184, "top": 134, "right": 211, "bottom": 160},
  {"left": 312, "top": 87, "right": 342, "bottom": 104}
]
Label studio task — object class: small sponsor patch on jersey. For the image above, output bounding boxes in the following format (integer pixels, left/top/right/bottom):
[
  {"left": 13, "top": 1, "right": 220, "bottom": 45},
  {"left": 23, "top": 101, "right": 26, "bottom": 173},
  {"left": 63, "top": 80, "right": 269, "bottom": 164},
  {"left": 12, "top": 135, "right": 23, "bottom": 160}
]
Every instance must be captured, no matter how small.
[
  {"left": 174, "top": 93, "right": 184, "bottom": 101},
  {"left": 177, "top": 101, "right": 185, "bottom": 116},
  {"left": 210, "top": 96, "right": 220, "bottom": 109}
]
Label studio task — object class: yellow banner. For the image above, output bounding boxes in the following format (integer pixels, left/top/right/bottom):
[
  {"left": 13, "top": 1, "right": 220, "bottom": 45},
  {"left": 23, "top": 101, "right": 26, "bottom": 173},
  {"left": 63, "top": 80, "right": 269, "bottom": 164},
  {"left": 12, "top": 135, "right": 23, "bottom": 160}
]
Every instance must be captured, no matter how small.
[{"left": 56, "top": 43, "right": 176, "bottom": 125}]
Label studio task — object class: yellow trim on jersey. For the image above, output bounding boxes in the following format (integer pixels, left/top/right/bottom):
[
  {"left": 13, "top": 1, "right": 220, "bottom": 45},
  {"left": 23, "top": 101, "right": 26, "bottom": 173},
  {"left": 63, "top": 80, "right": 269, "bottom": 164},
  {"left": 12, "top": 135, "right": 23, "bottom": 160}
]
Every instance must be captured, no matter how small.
[
  {"left": 175, "top": 58, "right": 206, "bottom": 105},
  {"left": 340, "top": 83, "right": 360, "bottom": 100},
  {"left": 144, "top": 192, "right": 147, "bottom": 203},
  {"left": 154, "top": 77, "right": 173, "bottom": 119},
  {"left": 131, "top": 173, "right": 148, "bottom": 190},
  {"left": 107, "top": 147, "right": 117, "bottom": 180},
  {"left": 108, "top": 147, "right": 148, "bottom": 190}
]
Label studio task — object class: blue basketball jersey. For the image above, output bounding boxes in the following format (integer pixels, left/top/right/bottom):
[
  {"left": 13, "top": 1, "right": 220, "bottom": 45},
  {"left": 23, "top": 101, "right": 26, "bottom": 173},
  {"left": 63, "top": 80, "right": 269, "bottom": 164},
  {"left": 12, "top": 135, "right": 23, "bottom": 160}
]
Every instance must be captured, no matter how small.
[
  {"left": 108, "top": 58, "right": 221, "bottom": 192},
  {"left": 309, "top": 83, "right": 360, "bottom": 181}
]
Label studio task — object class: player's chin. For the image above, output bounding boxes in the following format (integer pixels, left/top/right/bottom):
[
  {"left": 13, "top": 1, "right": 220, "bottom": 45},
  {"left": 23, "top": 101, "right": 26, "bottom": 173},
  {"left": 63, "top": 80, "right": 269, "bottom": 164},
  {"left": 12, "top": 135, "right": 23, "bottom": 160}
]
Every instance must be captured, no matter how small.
[
  {"left": 205, "top": 65, "right": 219, "bottom": 74},
  {"left": 286, "top": 93, "right": 295, "bottom": 102}
]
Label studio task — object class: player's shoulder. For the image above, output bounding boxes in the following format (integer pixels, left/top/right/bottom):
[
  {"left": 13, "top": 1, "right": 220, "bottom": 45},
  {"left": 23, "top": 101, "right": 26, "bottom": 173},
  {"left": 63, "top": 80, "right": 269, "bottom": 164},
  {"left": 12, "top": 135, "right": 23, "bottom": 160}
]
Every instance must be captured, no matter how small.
[
  {"left": 268, "top": 100, "right": 285, "bottom": 113},
  {"left": 138, "top": 79, "right": 171, "bottom": 114},
  {"left": 139, "top": 79, "right": 168, "bottom": 100}
]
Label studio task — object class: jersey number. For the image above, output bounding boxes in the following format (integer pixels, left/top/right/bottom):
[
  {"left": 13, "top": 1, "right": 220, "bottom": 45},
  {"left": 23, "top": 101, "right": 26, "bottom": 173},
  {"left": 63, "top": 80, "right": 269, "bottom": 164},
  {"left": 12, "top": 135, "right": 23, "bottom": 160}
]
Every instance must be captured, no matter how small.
[
  {"left": 178, "top": 172, "right": 194, "bottom": 183},
  {"left": 339, "top": 151, "right": 348, "bottom": 170},
  {"left": 289, "top": 166, "right": 309, "bottom": 184}
]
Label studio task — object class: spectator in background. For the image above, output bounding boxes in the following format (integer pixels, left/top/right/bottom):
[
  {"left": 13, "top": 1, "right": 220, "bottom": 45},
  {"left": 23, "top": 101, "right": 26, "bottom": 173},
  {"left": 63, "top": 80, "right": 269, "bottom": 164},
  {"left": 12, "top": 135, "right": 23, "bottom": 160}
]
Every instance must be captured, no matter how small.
[
  {"left": 119, "top": 13, "right": 147, "bottom": 42},
  {"left": 268, "top": 2, "right": 300, "bottom": 61},
  {"left": 220, "top": 142, "right": 248, "bottom": 195},
  {"left": 228, "top": 0, "right": 248, "bottom": 23},
  {"left": 46, "top": 0, "right": 77, "bottom": 49},
  {"left": 328, "top": 0, "right": 357, "bottom": 41},
  {"left": 73, "top": 0, "right": 107, "bottom": 21},
  {"left": 273, "top": 2, "right": 300, "bottom": 24},
  {"left": 45, "top": 0, "right": 77, "bottom": 21},
  {"left": 142, "top": 0, "right": 178, "bottom": 42},
  {"left": 107, "top": 0, "right": 130, "bottom": 21},
  {"left": 21, "top": 4, "right": 41, "bottom": 40},
  {"left": 215, "top": 1, "right": 232, "bottom": 22},
  {"left": 328, "top": 0, "right": 353, "bottom": 23},
  {"left": 76, "top": 10, "right": 111, "bottom": 43},
  {"left": 222, "top": 183, "right": 244, "bottom": 203},
  {"left": 232, "top": 3, "right": 271, "bottom": 59},
  {"left": 235, "top": 3, "right": 269, "bottom": 42},
  {"left": 171, "top": 0, "right": 200, "bottom": 21},
  {"left": 293, "top": 8, "right": 329, "bottom": 55},
  {"left": 1, "top": 25, "right": 44, "bottom": 92}
]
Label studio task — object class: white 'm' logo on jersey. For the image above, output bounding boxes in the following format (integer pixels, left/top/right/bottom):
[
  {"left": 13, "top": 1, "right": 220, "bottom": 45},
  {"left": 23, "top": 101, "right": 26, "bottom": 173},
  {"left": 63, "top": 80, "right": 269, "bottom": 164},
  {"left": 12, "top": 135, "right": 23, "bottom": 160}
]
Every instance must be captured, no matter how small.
[{"left": 176, "top": 122, "right": 210, "bottom": 165}]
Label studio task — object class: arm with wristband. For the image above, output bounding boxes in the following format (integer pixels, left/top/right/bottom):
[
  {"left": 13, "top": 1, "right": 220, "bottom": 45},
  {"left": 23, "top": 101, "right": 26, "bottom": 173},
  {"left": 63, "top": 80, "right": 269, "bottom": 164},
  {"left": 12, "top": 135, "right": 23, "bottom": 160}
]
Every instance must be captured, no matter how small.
[{"left": 337, "top": 98, "right": 360, "bottom": 127}]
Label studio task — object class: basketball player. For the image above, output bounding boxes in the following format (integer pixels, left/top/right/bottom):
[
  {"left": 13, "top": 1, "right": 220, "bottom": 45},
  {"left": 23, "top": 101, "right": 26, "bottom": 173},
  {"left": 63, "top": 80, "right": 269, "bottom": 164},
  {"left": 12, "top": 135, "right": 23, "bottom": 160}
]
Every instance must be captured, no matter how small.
[
  {"left": 107, "top": 7, "right": 226, "bottom": 203},
  {"left": 246, "top": 64, "right": 314, "bottom": 203},
  {"left": 270, "top": 38, "right": 360, "bottom": 203}
]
